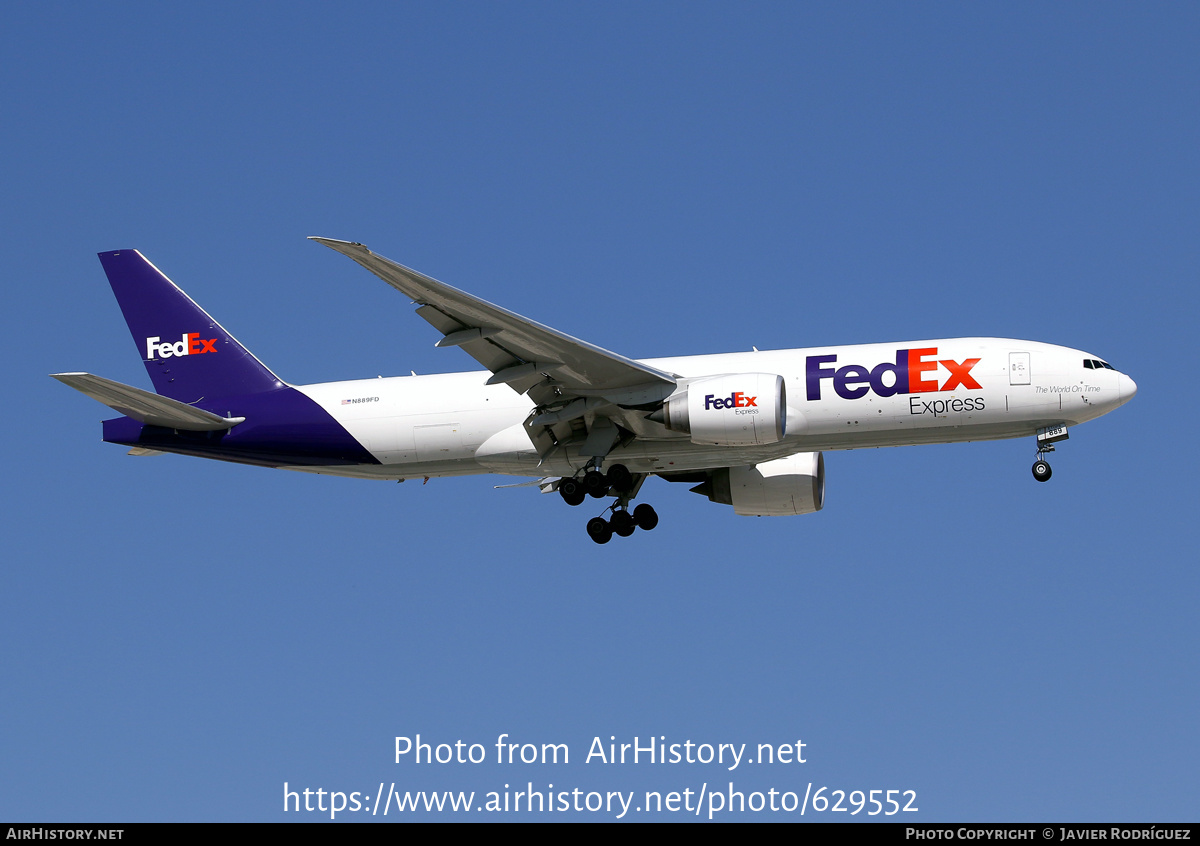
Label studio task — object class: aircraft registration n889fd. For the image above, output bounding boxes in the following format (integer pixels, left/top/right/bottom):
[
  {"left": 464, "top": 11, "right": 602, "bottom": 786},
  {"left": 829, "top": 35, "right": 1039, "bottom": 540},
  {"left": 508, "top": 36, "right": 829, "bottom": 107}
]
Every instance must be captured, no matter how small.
[{"left": 53, "top": 239, "right": 1137, "bottom": 544}]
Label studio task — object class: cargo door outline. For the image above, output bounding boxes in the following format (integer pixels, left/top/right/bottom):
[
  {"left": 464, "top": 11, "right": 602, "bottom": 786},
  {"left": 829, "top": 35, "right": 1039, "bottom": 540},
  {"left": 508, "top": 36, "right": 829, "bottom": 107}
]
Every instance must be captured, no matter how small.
[{"left": 415, "top": 422, "right": 466, "bottom": 461}]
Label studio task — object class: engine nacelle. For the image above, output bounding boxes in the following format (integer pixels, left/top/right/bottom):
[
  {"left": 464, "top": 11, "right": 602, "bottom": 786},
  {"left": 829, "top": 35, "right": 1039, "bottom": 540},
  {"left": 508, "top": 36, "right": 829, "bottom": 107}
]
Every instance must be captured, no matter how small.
[
  {"left": 694, "top": 452, "right": 825, "bottom": 516},
  {"left": 661, "top": 373, "right": 786, "bottom": 446}
]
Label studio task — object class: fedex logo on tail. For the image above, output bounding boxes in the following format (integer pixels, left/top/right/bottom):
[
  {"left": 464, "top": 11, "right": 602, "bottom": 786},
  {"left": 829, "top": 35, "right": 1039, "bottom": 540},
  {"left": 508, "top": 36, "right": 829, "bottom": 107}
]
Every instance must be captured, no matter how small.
[
  {"left": 145, "top": 333, "right": 218, "bottom": 360},
  {"left": 806, "top": 348, "right": 981, "bottom": 401}
]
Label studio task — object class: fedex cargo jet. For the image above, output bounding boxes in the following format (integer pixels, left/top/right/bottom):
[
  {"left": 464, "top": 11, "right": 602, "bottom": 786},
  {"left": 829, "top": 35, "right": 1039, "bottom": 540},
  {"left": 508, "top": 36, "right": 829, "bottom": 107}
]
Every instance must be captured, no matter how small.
[{"left": 54, "top": 239, "right": 1137, "bottom": 544}]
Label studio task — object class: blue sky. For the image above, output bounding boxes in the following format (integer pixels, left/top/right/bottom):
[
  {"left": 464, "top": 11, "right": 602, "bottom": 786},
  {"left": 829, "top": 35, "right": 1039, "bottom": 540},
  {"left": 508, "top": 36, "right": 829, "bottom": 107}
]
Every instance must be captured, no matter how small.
[{"left": 2, "top": 2, "right": 1197, "bottom": 822}]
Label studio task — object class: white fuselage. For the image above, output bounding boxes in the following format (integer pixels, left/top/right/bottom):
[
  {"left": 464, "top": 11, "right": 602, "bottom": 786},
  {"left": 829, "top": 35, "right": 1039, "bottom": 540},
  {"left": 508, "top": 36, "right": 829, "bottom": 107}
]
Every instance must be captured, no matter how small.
[{"left": 291, "top": 338, "right": 1135, "bottom": 481}]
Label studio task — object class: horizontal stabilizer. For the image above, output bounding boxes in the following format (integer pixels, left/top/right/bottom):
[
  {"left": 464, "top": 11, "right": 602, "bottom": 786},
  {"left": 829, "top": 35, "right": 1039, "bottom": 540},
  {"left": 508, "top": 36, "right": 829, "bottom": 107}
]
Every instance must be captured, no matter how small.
[{"left": 51, "top": 373, "right": 245, "bottom": 431}]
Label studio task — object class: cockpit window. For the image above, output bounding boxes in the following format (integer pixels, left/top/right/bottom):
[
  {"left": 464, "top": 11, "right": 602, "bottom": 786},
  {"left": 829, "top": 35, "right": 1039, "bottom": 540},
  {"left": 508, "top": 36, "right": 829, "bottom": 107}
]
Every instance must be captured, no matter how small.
[
  {"left": 1084, "top": 358, "right": 1119, "bottom": 371},
  {"left": 1084, "top": 359, "right": 1094, "bottom": 369}
]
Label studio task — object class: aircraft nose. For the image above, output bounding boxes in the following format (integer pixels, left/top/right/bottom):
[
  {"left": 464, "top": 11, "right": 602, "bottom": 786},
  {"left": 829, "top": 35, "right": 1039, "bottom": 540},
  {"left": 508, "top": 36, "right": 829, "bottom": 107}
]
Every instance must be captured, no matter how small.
[{"left": 1119, "top": 372, "right": 1137, "bottom": 404}]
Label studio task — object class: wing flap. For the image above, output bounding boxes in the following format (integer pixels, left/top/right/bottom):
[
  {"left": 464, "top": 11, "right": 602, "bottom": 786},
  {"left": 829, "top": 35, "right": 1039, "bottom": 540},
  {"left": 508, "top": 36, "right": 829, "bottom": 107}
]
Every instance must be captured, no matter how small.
[{"left": 51, "top": 373, "right": 244, "bottom": 431}]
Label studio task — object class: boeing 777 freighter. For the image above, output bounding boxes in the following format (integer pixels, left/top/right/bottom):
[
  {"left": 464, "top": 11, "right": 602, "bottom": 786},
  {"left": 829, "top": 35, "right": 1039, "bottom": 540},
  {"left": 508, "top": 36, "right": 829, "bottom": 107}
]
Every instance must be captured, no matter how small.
[{"left": 54, "top": 239, "right": 1137, "bottom": 543}]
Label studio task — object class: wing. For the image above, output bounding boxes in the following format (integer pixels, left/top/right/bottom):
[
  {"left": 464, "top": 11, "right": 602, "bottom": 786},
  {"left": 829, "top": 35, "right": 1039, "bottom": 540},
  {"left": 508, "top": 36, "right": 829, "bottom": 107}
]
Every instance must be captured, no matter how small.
[
  {"left": 310, "top": 237, "right": 684, "bottom": 463},
  {"left": 309, "top": 238, "right": 677, "bottom": 411}
]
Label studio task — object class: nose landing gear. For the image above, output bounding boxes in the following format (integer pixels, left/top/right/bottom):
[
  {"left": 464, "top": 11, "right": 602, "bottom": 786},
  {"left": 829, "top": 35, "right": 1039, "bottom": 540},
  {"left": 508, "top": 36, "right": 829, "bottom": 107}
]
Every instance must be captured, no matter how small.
[{"left": 1031, "top": 424, "right": 1068, "bottom": 483}]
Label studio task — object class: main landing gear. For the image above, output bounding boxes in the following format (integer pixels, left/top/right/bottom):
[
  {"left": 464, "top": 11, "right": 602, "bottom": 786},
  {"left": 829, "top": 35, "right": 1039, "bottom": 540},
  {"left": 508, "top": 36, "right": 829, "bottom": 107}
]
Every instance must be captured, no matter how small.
[{"left": 561, "top": 462, "right": 658, "bottom": 544}]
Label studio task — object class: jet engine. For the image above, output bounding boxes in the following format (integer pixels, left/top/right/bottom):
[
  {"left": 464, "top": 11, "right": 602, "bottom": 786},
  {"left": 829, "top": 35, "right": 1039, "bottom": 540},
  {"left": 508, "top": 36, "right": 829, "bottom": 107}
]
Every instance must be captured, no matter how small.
[
  {"left": 691, "top": 452, "right": 825, "bottom": 516},
  {"left": 657, "top": 373, "right": 786, "bottom": 446}
]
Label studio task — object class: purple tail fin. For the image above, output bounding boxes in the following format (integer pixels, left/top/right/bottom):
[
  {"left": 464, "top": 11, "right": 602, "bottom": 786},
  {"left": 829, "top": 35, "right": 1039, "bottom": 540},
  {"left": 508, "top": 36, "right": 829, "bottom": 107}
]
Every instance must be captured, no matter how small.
[{"left": 98, "top": 250, "right": 283, "bottom": 403}]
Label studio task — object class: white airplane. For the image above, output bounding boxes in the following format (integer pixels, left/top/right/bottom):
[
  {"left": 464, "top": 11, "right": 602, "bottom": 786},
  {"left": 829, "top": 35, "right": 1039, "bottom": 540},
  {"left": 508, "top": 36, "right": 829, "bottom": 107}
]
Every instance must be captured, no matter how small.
[{"left": 54, "top": 239, "right": 1137, "bottom": 543}]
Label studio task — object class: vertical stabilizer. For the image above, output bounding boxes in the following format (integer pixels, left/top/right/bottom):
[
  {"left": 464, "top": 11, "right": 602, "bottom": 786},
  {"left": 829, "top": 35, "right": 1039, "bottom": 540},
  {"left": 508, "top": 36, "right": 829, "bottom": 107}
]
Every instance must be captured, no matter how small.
[{"left": 98, "top": 250, "right": 283, "bottom": 402}]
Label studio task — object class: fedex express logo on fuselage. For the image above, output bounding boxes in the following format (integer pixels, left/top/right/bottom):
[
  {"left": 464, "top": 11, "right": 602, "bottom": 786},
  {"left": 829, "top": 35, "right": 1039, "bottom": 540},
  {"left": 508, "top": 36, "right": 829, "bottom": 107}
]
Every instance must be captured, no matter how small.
[
  {"left": 806, "top": 348, "right": 981, "bottom": 401},
  {"left": 145, "top": 333, "right": 218, "bottom": 360}
]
